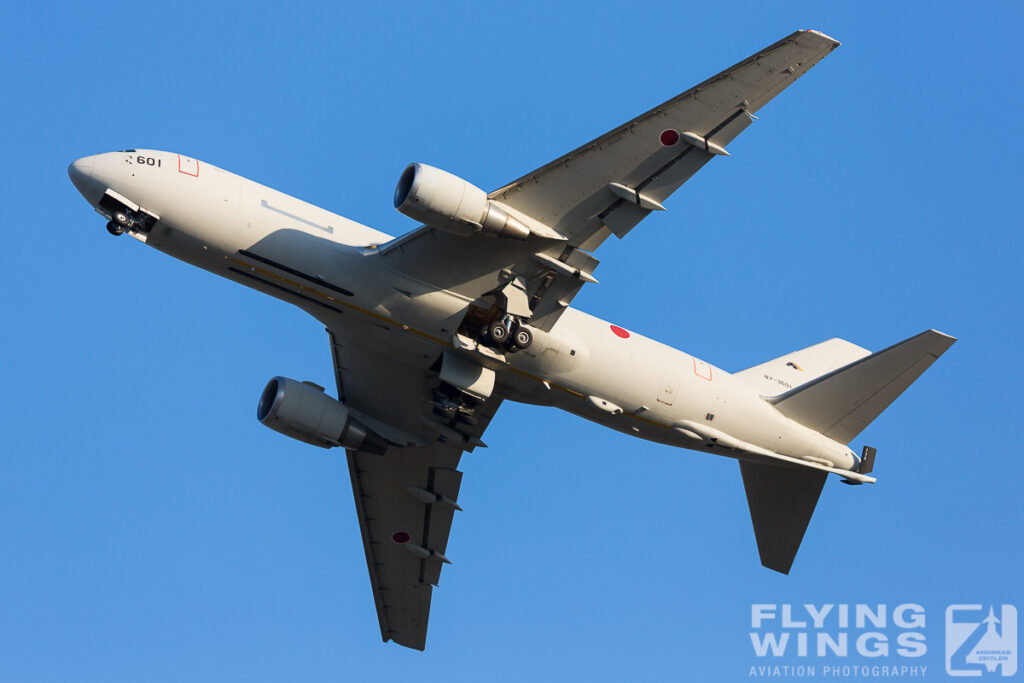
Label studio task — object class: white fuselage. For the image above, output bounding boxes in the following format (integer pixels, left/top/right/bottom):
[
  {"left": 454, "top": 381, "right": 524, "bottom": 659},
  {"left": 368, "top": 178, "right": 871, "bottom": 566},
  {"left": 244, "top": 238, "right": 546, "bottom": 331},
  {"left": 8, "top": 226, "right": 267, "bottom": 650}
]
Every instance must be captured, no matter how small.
[{"left": 69, "top": 150, "right": 857, "bottom": 470}]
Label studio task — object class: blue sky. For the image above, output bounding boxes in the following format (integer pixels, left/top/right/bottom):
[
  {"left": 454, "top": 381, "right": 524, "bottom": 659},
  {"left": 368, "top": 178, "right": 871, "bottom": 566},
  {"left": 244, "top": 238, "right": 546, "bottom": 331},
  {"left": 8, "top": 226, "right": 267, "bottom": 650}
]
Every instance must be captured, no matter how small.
[{"left": 2, "top": 1, "right": 1022, "bottom": 680}]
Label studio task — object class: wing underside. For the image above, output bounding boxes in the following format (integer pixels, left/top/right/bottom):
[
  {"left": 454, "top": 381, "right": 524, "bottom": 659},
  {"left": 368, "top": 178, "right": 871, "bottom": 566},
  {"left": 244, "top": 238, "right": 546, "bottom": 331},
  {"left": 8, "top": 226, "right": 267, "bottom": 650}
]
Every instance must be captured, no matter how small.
[
  {"left": 347, "top": 443, "right": 463, "bottom": 650},
  {"left": 325, "top": 327, "right": 503, "bottom": 650}
]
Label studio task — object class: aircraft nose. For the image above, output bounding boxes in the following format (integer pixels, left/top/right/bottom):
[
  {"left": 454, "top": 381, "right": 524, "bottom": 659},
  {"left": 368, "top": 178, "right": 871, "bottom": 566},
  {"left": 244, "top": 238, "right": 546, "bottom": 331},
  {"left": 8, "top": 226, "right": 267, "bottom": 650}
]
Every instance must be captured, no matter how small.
[{"left": 68, "top": 155, "right": 100, "bottom": 204}]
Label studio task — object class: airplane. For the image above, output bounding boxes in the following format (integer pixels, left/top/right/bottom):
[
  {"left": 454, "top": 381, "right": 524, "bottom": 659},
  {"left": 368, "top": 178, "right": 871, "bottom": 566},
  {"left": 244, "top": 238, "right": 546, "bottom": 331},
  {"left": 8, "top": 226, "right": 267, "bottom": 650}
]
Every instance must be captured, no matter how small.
[{"left": 68, "top": 29, "right": 954, "bottom": 651}]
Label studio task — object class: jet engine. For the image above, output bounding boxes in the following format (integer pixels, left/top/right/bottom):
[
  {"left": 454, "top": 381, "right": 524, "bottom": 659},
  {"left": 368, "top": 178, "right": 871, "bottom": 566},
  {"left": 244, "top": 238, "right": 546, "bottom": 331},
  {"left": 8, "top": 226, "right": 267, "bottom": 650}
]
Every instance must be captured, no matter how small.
[
  {"left": 257, "top": 376, "right": 389, "bottom": 454},
  {"left": 394, "top": 163, "right": 530, "bottom": 240}
]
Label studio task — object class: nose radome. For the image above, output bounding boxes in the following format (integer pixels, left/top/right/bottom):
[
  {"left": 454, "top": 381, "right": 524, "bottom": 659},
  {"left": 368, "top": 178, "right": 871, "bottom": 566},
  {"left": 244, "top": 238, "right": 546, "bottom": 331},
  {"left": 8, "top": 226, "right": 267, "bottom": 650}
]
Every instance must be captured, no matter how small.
[
  {"left": 68, "top": 155, "right": 94, "bottom": 183},
  {"left": 68, "top": 155, "right": 95, "bottom": 189},
  {"left": 68, "top": 155, "right": 101, "bottom": 205}
]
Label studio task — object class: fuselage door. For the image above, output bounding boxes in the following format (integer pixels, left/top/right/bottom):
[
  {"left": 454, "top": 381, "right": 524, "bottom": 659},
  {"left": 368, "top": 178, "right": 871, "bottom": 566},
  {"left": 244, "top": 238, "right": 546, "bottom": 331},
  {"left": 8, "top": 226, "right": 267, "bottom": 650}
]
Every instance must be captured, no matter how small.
[{"left": 657, "top": 374, "right": 680, "bottom": 405}]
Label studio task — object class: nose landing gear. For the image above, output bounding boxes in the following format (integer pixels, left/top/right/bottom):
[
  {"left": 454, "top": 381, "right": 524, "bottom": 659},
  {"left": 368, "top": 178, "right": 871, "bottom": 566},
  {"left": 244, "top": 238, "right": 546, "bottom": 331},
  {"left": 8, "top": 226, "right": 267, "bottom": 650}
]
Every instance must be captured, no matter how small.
[
  {"left": 105, "top": 209, "right": 133, "bottom": 236},
  {"left": 97, "top": 190, "right": 157, "bottom": 240}
]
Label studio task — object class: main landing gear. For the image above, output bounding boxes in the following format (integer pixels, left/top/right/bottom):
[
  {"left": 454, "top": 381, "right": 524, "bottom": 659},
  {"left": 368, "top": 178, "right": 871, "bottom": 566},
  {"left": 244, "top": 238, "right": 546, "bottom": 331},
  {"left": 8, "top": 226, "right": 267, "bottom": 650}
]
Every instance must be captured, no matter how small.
[
  {"left": 431, "top": 385, "right": 481, "bottom": 436},
  {"left": 482, "top": 317, "right": 532, "bottom": 352}
]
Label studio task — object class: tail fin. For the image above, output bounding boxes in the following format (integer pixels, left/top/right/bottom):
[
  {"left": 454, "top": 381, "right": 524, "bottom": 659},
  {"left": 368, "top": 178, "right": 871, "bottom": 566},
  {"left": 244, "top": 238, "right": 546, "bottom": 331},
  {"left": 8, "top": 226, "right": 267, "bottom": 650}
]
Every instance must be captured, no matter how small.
[
  {"left": 769, "top": 330, "right": 956, "bottom": 444},
  {"left": 740, "top": 460, "right": 826, "bottom": 574},
  {"left": 735, "top": 337, "right": 871, "bottom": 397}
]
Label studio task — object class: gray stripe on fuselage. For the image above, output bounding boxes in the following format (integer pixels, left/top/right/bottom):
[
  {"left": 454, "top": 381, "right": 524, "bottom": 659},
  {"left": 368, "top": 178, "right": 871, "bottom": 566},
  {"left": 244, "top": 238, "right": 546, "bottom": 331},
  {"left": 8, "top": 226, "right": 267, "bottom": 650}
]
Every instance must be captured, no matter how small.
[{"left": 260, "top": 199, "right": 334, "bottom": 234}]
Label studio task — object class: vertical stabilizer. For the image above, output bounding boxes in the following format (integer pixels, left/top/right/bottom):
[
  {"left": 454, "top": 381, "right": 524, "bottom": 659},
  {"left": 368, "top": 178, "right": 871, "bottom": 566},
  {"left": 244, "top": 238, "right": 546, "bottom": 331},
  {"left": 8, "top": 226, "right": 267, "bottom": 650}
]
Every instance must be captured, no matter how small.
[
  {"left": 735, "top": 338, "right": 871, "bottom": 397},
  {"left": 769, "top": 330, "right": 956, "bottom": 444}
]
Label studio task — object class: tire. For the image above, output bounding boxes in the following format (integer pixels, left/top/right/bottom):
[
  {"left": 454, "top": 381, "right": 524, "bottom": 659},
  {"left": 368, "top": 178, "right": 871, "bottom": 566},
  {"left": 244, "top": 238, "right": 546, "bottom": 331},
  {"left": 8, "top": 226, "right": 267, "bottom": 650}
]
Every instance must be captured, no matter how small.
[
  {"left": 513, "top": 326, "right": 533, "bottom": 350},
  {"left": 106, "top": 220, "right": 125, "bottom": 236},
  {"left": 488, "top": 321, "right": 509, "bottom": 344},
  {"left": 113, "top": 210, "right": 130, "bottom": 226}
]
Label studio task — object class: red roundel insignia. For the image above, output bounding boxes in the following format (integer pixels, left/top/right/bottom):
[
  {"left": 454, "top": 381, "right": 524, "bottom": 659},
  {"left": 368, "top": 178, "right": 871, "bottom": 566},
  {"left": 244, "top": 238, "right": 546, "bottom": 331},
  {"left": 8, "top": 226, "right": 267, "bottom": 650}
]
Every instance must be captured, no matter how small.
[
  {"left": 660, "top": 129, "right": 680, "bottom": 146},
  {"left": 610, "top": 325, "right": 630, "bottom": 339},
  {"left": 392, "top": 531, "right": 411, "bottom": 544}
]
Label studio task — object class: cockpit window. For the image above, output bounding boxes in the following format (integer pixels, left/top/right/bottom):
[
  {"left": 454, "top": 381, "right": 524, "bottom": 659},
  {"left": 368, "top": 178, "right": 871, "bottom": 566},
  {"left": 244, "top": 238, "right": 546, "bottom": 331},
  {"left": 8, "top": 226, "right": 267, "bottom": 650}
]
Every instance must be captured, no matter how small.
[{"left": 118, "top": 149, "right": 137, "bottom": 153}]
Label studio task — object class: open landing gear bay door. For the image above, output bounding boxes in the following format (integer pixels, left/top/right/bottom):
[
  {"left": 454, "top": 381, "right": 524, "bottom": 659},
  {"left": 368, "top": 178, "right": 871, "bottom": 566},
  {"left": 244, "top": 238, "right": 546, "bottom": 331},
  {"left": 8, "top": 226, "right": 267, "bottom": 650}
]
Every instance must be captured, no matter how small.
[
  {"left": 326, "top": 328, "right": 503, "bottom": 650},
  {"left": 379, "top": 30, "right": 840, "bottom": 330}
]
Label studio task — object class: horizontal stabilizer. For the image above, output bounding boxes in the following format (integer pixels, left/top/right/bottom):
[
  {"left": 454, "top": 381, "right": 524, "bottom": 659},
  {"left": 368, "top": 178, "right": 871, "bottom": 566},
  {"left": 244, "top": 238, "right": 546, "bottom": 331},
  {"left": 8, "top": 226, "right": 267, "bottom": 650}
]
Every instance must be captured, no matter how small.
[
  {"left": 769, "top": 330, "right": 956, "bottom": 444},
  {"left": 740, "top": 460, "right": 827, "bottom": 574}
]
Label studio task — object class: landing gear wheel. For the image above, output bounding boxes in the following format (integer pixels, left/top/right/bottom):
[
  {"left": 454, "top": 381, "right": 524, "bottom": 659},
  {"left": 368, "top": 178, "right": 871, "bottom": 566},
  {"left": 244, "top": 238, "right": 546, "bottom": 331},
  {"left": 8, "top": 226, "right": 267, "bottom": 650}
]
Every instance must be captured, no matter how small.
[
  {"left": 487, "top": 321, "right": 509, "bottom": 344},
  {"left": 106, "top": 220, "right": 125, "bottom": 236},
  {"left": 513, "top": 326, "right": 533, "bottom": 350},
  {"left": 113, "top": 210, "right": 131, "bottom": 227}
]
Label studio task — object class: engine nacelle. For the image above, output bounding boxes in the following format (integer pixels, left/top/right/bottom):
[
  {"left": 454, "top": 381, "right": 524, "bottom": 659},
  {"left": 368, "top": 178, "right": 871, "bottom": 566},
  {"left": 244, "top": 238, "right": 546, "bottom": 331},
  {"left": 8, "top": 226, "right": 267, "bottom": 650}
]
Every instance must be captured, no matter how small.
[
  {"left": 257, "top": 376, "right": 389, "bottom": 454},
  {"left": 394, "top": 163, "right": 530, "bottom": 240}
]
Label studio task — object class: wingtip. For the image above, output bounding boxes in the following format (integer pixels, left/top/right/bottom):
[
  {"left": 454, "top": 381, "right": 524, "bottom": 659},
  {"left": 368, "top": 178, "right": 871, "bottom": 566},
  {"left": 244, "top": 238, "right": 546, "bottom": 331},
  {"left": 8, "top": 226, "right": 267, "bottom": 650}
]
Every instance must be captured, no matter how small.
[
  {"left": 926, "top": 329, "right": 958, "bottom": 350},
  {"left": 802, "top": 29, "right": 841, "bottom": 48},
  {"left": 928, "top": 329, "right": 958, "bottom": 342}
]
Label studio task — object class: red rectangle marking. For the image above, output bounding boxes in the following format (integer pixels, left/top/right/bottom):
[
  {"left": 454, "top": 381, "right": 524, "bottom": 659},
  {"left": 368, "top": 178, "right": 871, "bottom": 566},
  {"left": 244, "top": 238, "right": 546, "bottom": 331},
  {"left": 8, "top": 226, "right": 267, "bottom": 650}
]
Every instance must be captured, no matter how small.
[
  {"left": 178, "top": 154, "right": 199, "bottom": 177},
  {"left": 693, "top": 357, "right": 712, "bottom": 381}
]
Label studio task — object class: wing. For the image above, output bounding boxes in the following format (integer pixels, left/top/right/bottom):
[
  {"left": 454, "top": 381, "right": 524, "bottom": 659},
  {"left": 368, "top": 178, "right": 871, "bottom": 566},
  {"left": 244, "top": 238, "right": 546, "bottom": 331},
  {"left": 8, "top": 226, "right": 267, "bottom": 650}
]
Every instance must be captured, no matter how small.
[
  {"left": 380, "top": 30, "right": 839, "bottom": 329},
  {"left": 347, "top": 443, "right": 460, "bottom": 650},
  {"left": 327, "top": 329, "right": 502, "bottom": 650},
  {"left": 492, "top": 30, "right": 840, "bottom": 248}
]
